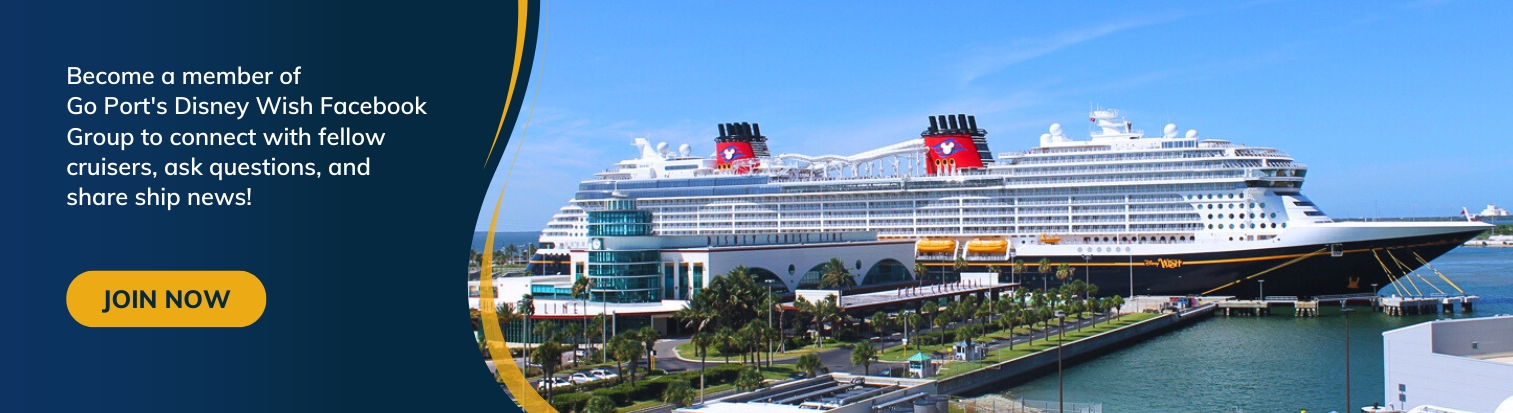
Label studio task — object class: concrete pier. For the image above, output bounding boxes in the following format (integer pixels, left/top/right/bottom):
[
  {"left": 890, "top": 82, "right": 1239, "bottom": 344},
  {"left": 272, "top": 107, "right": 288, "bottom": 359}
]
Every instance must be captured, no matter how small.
[
  {"left": 1379, "top": 295, "right": 1479, "bottom": 316},
  {"left": 935, "top": 303, "right": 1215, "bottom": 395}
]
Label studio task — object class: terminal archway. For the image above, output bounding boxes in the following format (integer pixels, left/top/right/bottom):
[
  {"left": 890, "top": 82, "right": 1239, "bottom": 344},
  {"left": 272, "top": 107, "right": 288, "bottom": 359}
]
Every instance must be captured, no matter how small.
[
  {"left": 746, "top": 267, "right": 792, "bottom": 296},
  {"left": 861, "top": 259, "right": 912, "bottom": 286},
  {"left": 796, "top": 263, "right": 832, "bottom": 290}
]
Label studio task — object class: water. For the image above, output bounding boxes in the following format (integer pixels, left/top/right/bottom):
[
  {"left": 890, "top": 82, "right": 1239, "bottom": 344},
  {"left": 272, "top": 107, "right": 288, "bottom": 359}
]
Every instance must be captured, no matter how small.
[
  {"left": 470, "top": 231, "right": 542, "bottom": 253},
  {"left": 1002, "top": 247, "right": 1513, "bottom": 412}
]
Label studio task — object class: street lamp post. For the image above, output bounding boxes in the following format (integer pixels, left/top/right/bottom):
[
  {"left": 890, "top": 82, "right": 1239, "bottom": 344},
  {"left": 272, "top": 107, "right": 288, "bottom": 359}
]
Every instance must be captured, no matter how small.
[
  {"left": 765, "top": 279, "right": 776, "bottom": 367},
  {"left": 1082, "top": 254, "right": 1091, "bottom": 286},
  {"left": 1343, "top": 307, "right": 1355, "bottom": 412},
  {"left": 1009, "top": 249, "right": 1017, "bottom": 285},
  {"left": 1055, "top": 310, "right": 1066, "bottom": 413}
]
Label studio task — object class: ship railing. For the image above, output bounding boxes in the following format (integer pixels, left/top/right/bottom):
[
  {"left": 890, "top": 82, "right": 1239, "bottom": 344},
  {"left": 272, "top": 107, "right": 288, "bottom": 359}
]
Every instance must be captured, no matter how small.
[
  {"left": 1263, "top": 296, "right": 1299, "bottom": 303},
  {"left": 1314, "top": 293, "right": 1379, "bottom": 302}
]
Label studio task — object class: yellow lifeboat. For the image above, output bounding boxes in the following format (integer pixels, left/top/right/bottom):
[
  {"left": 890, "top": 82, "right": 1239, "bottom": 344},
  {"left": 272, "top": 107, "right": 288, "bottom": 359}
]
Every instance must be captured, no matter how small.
[
  {"left": 966, "top": 238, "right": 1008, "bottom": 253},
  {"left": 916, "top": 238, "right": 957, "bottom": 253},
  {"left": 1039, "top": 234, "right": 1062, "bottom": 245}
]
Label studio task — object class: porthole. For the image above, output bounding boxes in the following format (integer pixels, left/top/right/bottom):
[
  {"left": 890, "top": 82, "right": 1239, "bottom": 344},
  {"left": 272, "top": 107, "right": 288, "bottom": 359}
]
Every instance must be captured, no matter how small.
[
  {"left": 1078, "top": 247, "right": 1084, "bottom": 252},
  {"left": 1230, "top": 224, "right": 1235, "bottom": 229},
  {"left": 1250, "top": 213, "right": 1256, "bottom": 219},
  {"left": 1207, "top": 224, "right": 1213, "bottom": 229},
  {"left": 1261, "top": 203, "right": 1267, "bottom": 208},
  {"left": 1229, "top": 214, "right": 1235, "bottom": 219},
  {"left": 1270, "top": 212, "right": 1276, "bottom": 218},
  {"left": 1208, "top": 214, "right": 1213, "bottom": 219},
  {"left": 1271, "top": 223, "right": 1277, "bottom": 228},
  {"left": 1250, "top": 203, "right": 1256, "bottom": 208},
  {"left": 1282, "top": 223, "right": 1288, "bottom": 228}
]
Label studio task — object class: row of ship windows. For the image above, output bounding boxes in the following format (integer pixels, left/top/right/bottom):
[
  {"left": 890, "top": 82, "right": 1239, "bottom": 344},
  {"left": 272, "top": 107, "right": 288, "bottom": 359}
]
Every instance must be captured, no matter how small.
[
  {"left": 1209, "top": 222, "right": 1284, "bottom": 229},
  {"left": 1014, "top": 150, "right": 1223, "bottom": 165},
  {"left": 644, "top": 196, "right": 1201, "bottom": 213},
  {"left": 653, "top": 208, "right": 1200, "bottom": 218},
  {"left": 1210, "top": 212, "right": 1277, "bottom": 219},
  {"left": 1199, "top": 202, "right": 1266, "bottom": 209},
  {"left": 621, "top": 183, "right": 1246, "bottom": 206},
  {"left": 651, "top": 214, "right": 1204, "bottom": 224},
  {"left": 1006, "top": 161, "right": 1281, "bottom": 178}
]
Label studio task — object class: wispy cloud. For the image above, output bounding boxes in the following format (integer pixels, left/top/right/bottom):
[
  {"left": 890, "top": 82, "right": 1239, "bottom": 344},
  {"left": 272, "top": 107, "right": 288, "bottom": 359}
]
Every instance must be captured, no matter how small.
[
  {"left": 1401, "top": 0, "right": 1460, "bottom": 9},
  {"left": 956, "top": 13, "right": 1192, "bottom": 84}
]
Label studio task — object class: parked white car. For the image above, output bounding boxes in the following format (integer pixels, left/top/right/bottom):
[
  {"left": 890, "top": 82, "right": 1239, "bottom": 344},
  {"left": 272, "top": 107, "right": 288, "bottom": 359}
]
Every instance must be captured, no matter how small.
[
  {"left": 569, "top": 373, "right": 595, "bottom": 384},
  {"left": 536, "top": 377, "right": 571, "bottom": 390},
  {"left": 589, "top": 369, "right": 619, "bottom": 381}
]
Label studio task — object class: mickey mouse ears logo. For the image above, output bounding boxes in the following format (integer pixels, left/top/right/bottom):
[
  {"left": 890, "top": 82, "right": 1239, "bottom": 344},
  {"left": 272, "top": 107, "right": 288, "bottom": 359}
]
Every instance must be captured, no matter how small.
[
  {"left": 722, "top": 146, "right": 747, "bottom": 161},
  {"left": 930, "top": 138, "right": 964, "bottom": 157}
]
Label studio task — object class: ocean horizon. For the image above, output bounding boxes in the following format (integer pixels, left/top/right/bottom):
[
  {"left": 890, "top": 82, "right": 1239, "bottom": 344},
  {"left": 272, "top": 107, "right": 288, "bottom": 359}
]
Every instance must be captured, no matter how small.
[{"left": 470, "top": 231, "right": 542, "bottom": 253}]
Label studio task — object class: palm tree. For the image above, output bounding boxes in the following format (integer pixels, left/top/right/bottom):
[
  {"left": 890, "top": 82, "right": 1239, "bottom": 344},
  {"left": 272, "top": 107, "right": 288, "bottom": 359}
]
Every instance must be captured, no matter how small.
[
  {"left": 1012, "top": 259, "right": 1026, "bottom": 285},
  {"left": 1003, "top": 301, "right": 1022, "bottom": 350},
  {"left": 739, "top": 320, "right": 762, "bottom": 365},
  {"left": 674, "top": 299, "right": 717, "bottom": 337},
  {"left": 913, "top": 261, "right": 928, "bottom": 283},
  {"left": 585, "top": 395, "right": 617, "bottom": 413},
  {"left": 795, "top": 295, "right": 845, "bottom": 348},
  {"left": 952, "top": 256, "right": 967, "bottom": 282},
  {"left": 635, "top": 327, "right": 660, "bottom": 374},
  {"left": 869, "top": 311, "right": 890, "bottom": 336},
  {"left": 564, "top": 323, "right": 584, "bottom": 367},
  {"left": 920, "top": 301, "right": 938, "bottom": 335},
  {"left": 905, "top": 312, "right": 923, "bottom": 351},
  {"left": 664, "top": 379, "right": 696, "bottom": 408},
  {"left": 504, "top": 244, "right": 519, "bottom": 265},
  {"left": 532, "top": 334, "right": 565, "bottom": 398},
  {"left": 1108, "top": 295, "right": 1125, "bottom": 325},
  {"left": 736, "top": 366, "right": 766, "bottom": 391},
  {"left": 1037, "top": 258, "right": 1052, "bottom": 290},
  {"left": 690, "top": 332, "right": 715, "bottom": 403},
  {"left": 933, "top": 312, "right": 951, "bottom": 345},
  {"left": 796, "top": 353, "right": 823, "bottom": 377},
  {"left": 851, "top": 341, "right": 878, "bottom": 375},
  {"left": 612, "top": 335, "right": 642, "bottom": 385},
  {"left": 571, "top": 274, "right": 591, "bottom": 360},
  {"left": 1055, "top": 263, "right": 1073, "bottom": 285},
  {"left": 818, "top": 258, "right": 857, "bottom": 290},
  {"left": 518, "top": 294, "right": 535, "bottom": 353},
  {"left": 715, "top": 326, "right": 739, "bottom": 363}
]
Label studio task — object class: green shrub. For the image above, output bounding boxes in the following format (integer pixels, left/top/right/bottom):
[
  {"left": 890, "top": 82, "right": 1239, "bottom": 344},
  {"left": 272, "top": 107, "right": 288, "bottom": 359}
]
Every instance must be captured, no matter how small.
[
  {"left": 551, "top": 392, "right": 592, "bottom": 412},
  {"left": 592, "top": 384, "right": 635, "bottom": 406}
]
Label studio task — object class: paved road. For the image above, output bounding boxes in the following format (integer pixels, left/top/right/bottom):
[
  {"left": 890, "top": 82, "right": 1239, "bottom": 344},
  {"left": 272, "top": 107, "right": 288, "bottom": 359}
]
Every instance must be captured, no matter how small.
[
  {"left": 641, "top": 313, "right": 1122, "bottom": 383},
  {"left": 653, "top": 337, "right": 867, "bottom": 375}
]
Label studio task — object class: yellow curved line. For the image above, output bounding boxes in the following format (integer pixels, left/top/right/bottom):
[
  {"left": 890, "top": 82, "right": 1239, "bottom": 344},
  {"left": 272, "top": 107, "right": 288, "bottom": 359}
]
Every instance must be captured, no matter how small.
[
  {"left": 481, "top": 1, "right": 558, "bottom": 413},
  {"left": 1200, "top": 247, "right": 1325, "bottom": 296},
  {"left": 1411, "top": 250, "right": 1466, "bottom": 294},
  {"left": 483, "top": 0, "right": 533, "bottom": 167}
]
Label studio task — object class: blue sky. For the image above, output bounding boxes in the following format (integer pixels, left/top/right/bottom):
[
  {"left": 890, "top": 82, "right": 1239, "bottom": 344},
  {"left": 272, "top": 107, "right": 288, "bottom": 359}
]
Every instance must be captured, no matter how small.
[{"left": 477, "top": 0, "right": 1512, "bottom": 231}]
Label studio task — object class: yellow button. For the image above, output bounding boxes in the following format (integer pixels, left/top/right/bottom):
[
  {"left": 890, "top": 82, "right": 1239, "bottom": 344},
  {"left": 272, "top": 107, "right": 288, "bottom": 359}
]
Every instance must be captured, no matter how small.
[{"left": 66, "top": 271, "right": 266, "bottom": 328}]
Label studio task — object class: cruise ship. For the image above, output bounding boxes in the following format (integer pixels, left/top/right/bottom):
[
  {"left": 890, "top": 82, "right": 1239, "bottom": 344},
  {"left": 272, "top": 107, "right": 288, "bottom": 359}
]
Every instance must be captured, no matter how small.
[{"left": 526, "top": 109, "right": 1490, "bottom": 298}]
